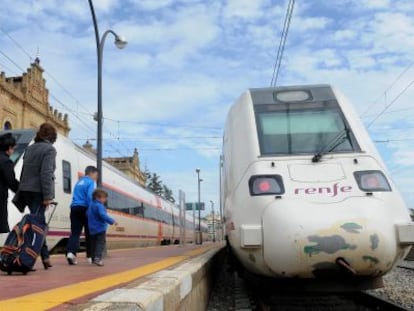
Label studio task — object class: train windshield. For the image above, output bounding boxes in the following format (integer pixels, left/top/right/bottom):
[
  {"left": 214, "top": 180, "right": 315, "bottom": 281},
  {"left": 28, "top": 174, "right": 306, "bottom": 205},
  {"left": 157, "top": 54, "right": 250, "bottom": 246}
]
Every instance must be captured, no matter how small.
[
  {"left": 0, "top": 129, "right": 35, "bottom": 164},
  {"left": 255, "top": 101, "right": 360, "bottom": 156}
]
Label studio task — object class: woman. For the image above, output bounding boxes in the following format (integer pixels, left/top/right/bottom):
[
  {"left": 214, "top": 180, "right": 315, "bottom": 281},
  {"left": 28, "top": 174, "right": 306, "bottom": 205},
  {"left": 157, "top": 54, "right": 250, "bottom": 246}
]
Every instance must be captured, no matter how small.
[
  {"left": 18, "top": 123, "right": 57, "bottom": 269},
  {"left": 0, "top": 133, "right": 19, "bottom": 233}
]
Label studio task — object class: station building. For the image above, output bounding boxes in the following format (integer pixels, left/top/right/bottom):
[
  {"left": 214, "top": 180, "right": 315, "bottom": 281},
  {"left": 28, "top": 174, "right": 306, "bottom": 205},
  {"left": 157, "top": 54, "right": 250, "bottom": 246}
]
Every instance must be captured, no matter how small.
[{"left": 0, "top": 59, "right": 69, "bottom": 135}]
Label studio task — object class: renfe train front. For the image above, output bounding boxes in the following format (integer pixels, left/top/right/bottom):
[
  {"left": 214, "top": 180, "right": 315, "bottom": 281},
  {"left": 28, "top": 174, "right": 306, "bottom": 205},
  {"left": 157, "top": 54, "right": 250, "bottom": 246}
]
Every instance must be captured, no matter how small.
[{"left": 222, "top": 84, "right": 414, "bottom": 289}]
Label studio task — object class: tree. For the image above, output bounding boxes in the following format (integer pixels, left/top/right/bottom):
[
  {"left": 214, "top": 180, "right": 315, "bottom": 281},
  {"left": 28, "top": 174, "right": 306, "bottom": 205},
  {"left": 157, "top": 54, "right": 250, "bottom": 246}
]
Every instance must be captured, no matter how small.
[
  {"left": 145, "top": 168, "right": 175, "bottom": 202},
  {"left": 410, "top": 208, "right": 414, "bottom": 221},
  {"left": 162, "top": 185, "right": 175, "bottom": 203},
  {"left": 147, "top": 173, "right": 163, "bottom": 196},
  {"left": 143, "top": 167, "right": 152, "bottom": 187}
]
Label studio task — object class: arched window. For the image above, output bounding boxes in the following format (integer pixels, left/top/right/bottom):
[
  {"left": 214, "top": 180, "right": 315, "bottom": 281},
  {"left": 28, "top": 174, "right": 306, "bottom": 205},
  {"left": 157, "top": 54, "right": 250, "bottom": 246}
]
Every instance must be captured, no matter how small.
[{"left": 3, "top": 121, "right": 12, "bottom": 130}]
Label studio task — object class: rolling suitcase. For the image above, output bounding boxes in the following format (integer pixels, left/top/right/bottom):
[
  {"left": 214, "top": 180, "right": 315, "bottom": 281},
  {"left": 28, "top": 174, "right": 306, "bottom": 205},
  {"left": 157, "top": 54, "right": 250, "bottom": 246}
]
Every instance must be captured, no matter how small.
[{"left": 0, "top": 202, "right": 57, "bottom": 275}]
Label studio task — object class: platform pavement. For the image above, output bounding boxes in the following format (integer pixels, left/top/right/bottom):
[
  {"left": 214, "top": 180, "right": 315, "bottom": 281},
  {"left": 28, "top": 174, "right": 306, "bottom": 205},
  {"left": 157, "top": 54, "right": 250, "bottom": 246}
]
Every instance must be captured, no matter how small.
[{"left": 0, "top": 243, "right": 223, "bottom": 311}]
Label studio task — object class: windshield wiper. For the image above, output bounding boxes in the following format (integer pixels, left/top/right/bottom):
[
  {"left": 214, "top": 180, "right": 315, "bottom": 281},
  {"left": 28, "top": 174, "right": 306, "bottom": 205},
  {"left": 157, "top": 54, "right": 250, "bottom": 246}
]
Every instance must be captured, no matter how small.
[{"left": 311, "top": 129, "right": 349, "bottom": 163}]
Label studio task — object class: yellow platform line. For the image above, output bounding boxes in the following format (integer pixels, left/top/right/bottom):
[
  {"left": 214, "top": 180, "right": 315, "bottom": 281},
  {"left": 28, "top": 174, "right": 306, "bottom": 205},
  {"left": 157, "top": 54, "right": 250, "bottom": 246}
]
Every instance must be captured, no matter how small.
[{"left": 0, "top": 245, "right": 214, "bottom": 311}]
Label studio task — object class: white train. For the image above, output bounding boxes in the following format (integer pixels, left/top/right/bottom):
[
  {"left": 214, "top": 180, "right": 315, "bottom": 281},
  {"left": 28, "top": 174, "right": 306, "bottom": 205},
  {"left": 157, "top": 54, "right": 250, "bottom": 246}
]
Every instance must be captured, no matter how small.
[
  {"left": 0, "top": 129, "right": 208, "bottom": 251},
  {"left": 223, "top": 84, "right": 414, "bottom": 289}
]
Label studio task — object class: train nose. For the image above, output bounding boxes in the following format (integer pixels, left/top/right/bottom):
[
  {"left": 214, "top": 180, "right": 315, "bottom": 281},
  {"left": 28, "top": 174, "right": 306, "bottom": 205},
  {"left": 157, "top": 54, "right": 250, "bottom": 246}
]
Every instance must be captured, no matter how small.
[{"left": 261, "top": 198, "right": 399, "bottom": 278}]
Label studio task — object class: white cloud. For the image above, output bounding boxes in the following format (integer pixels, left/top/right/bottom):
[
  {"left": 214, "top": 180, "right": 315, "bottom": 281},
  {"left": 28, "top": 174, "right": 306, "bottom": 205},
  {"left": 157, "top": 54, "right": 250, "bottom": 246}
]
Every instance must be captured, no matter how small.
[
  {"left": 129, "top": 0, "right": 174, "bottom": 11},
  {"left": 333, "top": 29, "right": 357, "bottom": 41},
  {"left": 361, "top": 0, "right": 390, "bottom": 9},
  {"left": 93, "top": 0, "right": 119, "bottom": 12},
  {"left": 113, "top": 5, "right": 220, "bottom": 66},
  {"left": 291, "top": 16, "right": 331, "bottom": 32},
  {"left": 223, "top": 0, "right": 268, "bottom": 20}
]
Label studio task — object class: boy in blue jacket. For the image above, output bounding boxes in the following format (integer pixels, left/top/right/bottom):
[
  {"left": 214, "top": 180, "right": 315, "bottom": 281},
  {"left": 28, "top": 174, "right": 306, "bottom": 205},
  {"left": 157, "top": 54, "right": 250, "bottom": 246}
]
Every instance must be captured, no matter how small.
[
  {"left": 66, "top": 166, "right": 98, "bottom": 265},
  {"left": 88, "top": 189, "right": 117, "bottom": 266}
]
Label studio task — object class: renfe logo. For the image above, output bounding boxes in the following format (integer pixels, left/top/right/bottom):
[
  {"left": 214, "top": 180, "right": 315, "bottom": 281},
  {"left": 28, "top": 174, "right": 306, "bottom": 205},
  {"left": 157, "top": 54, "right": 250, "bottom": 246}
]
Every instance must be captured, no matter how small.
[{"left": 294, "top": 183, "right": 352, "bottom": 197}]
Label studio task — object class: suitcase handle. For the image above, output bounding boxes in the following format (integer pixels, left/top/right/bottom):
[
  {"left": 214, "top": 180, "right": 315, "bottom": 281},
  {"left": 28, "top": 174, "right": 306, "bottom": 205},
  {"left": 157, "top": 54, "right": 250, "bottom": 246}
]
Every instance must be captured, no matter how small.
[{"left": 45, "top": 202, "right": 58, "bottom": 226}]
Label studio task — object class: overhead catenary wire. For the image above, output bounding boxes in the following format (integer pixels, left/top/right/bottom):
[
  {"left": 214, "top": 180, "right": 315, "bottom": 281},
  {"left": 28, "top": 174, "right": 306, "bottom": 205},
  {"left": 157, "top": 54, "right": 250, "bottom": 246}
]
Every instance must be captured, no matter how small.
[
  {"left": 0, "top": 47, "right": 117, "bottom": 157},
  {"left": 0, "top": 48, "right": 25, "bottom": 72},
  {"left": 374, "top": 138, "right": 414, "bottom": 143},
  {"left": 0, "top": 34, "right": 130, "bottom": 157},
  {"left": 0, "top": 60, "right": 19, "bottom": 76},
  {"left": 366, "top": 79, "right": 414, "bottom": 128},
  {"left": 0, "top": 27, "right": 223, "bottom": 158},
  {"left": 123, "top": 147, "right": 221, "bottom": 151},
  {"left": 0, "top": 27, "right": 94, "bottom": 117},
  {"left": 103, "top": 116, "right": 222, "bottom": 131},
  {"left": 0, "top": 27, "right": 33, "bottom": 61},
  {"left": 270, "top": 0, "right": 295, "bottom": 87},
  {"left": 72, "top": 136, "right": 222, "bottom": 141},
  {"left": 362, "top": 106, "right": 414, "bottom": 119},
  {"left": 360, "top": 60, "right": 414, "bottom": 118}
]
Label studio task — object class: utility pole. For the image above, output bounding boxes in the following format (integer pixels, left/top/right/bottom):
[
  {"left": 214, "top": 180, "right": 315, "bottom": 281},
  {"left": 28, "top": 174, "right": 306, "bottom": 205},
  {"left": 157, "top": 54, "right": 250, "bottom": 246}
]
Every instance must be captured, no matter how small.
[
  {"left": 210, "top": 200, "right": 215, "bottom": 242},
  {"left": 196, "top": 168, "right": 203, "bottom": 244}
]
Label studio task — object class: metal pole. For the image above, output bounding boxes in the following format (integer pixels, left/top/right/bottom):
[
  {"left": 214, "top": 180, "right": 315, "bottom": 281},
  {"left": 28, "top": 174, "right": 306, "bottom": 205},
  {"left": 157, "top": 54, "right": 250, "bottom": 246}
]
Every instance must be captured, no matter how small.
[
  {"left": 198, "top": 171, "right": 202, "bottom": 244},
  {"left": 196, "top": 168, "right": 202, "bottom": 245},
  {"left": 211, "top": 201, "right": 215, "bottom": 242},
  {"left": 192, "top": 202, "right": 195, "bottom": 243},
  {"left": 88, "top": 0, "right": 126, "bottom": 187},
  {"left": 95, "top": 29, "right": 119, "bottom": 187},
  {"left": 198, "top": 173, "right": 201, "bottom": 243},
  {"left": 88, "top": 0, "right": 102, "bottom": 186},
  {"left": 219, "top": 155, "right": 224, "bottom": 240},
  {"left": 97, "top": 37, "right": 103, "bottom": 187}
]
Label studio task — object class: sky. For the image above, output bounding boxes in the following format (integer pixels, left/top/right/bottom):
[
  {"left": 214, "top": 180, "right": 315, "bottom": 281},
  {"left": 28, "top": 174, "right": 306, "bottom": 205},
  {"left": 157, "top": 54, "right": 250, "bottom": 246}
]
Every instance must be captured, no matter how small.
[{"left": 0, "top": 0, "right": 414, "bottom": 213}]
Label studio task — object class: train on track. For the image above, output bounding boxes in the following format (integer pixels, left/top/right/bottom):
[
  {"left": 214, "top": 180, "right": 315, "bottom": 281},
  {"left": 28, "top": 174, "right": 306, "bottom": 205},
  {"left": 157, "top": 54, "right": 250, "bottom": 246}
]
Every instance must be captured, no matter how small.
[
  {"left": 0, "top": 129, "right": 208, "bottom": 252},
  {"left": 222, "top": 84, "right": 414, "bottom": 289}
]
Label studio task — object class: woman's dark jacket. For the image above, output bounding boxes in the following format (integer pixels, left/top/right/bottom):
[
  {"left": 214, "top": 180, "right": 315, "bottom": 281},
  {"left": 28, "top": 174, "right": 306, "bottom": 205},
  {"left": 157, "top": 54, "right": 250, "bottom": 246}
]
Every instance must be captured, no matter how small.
[
  {"left": 0, "top": 152, "right": 19, "bottom": 233},
  {"left": 19, "top": 140, "right": 56, "bottom": 201}
]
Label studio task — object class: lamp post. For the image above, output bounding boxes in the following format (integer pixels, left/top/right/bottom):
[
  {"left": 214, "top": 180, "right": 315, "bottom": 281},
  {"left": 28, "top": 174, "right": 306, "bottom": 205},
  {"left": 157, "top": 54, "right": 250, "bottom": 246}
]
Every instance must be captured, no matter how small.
[
  {"left": 210, "top": 200, "right": 215, "bottom": 242},
  {"left": 196, "top": 168, "right": 202, "bottom": 244},
  {"left": 88, "top": 0, "right": 127, "bottom": 187}
]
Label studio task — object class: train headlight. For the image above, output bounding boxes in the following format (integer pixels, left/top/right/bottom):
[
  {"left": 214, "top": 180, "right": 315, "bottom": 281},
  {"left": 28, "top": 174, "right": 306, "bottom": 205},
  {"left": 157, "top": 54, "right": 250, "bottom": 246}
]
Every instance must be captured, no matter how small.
[
  {"left": 353, "top": 170, "right": 391, "bottom": 192},
  {"left": 273, "top": 90, "right": 312, "bottom": 102},
  {"left": 249, "top": 175, "right": 285, "bottom": 196}
]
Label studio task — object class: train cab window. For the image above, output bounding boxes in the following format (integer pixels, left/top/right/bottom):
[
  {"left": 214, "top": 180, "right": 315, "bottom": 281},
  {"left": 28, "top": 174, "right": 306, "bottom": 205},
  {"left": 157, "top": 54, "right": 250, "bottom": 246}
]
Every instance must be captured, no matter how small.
[
  {"left": 255, "top": 101, "right": 360, "bottom": 156},
  {"left": 62, "top": 160, "right": 72, "bottom": 194}
]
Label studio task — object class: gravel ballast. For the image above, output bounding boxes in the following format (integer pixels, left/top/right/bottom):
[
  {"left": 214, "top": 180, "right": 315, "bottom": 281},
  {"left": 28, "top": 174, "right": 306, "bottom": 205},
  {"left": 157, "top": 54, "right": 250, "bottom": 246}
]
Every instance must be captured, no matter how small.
[{"left": 367, "top": 260, "right": 414, "bottom": 310}]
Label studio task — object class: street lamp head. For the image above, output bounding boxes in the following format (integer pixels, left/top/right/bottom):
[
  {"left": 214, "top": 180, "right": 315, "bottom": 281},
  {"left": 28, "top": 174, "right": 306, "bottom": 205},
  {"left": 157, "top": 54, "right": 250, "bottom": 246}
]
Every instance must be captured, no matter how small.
[
  {"left": 114, "top": 35, "right": 127, "bottom": 49},
  {"left": 196, "top": 168, "right": 200, "bottom": 173}
]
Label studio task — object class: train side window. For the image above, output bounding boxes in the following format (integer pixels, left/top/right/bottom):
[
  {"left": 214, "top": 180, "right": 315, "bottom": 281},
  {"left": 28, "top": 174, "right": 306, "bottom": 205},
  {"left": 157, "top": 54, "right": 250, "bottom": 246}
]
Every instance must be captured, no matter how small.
[{"left": 62, "top": 160, "right": 72, "bottom": 194}]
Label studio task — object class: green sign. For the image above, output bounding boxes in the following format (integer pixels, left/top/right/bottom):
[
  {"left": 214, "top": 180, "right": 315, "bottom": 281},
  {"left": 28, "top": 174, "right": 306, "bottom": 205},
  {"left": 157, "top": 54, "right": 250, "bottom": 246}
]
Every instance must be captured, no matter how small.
[{"left": 185, "top": 202, "right": 205, "bottom": 211}]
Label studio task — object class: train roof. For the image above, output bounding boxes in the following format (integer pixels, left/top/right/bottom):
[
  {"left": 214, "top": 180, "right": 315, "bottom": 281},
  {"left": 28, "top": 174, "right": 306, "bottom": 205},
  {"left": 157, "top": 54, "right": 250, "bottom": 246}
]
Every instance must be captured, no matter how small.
[{"left": 247, "top": 84, "right": 337, "bottom": 105}]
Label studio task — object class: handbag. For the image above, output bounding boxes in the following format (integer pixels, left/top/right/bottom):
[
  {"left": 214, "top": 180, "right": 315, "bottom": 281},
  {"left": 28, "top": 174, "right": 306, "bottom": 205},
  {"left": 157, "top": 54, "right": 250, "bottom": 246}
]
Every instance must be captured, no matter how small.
[{"left": 12, "top": 190, "right": 26, "bottom": 213}]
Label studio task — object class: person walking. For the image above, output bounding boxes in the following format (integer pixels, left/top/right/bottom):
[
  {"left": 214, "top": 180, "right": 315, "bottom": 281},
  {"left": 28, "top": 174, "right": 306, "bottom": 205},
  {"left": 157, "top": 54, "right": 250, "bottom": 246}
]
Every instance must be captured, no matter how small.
[
  {"left": 66, "top": 166, "right": 98, "bottom": 265},
  {"left": 0, "top": 133, "right": 19, "bottom": 233},
  {"left": 88, "top": 189, "right": 117, "bottom": 266},
  {"left": 18, "top": 123, "right": 57, "bottom": 269}
]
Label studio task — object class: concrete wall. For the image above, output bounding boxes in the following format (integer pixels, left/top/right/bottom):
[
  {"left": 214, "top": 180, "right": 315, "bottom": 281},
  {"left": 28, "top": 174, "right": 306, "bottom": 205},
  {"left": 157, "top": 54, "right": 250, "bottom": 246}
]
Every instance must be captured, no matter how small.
[{"left": 79, "top": 246, "right": 224, "bottom": 311}]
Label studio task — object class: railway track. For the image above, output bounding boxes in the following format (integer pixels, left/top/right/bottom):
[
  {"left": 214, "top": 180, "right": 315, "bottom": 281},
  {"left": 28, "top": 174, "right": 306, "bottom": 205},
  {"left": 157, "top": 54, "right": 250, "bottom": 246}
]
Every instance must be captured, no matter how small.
[
  {"left": 397, "top": 263, "right": 414, "bottom": 272},
  {"left": 405, "top": 247, "right": 414, "bottom": 261},
  {"left": 232, "top": 273, "right": 411, "bottom": 311},
  {"left": 254, "top": 290, "right": 408, "bottom": 311},
  {"left": 397, "top": 247, "right": 414, "bottom": 270}
]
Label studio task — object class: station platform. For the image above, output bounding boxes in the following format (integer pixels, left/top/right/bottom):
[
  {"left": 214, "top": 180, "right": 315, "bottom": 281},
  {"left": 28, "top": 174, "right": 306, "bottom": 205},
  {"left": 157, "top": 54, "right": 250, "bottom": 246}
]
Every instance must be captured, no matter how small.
[{"left": 0, "top": 243, "right": 221, "bottom": 311}]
